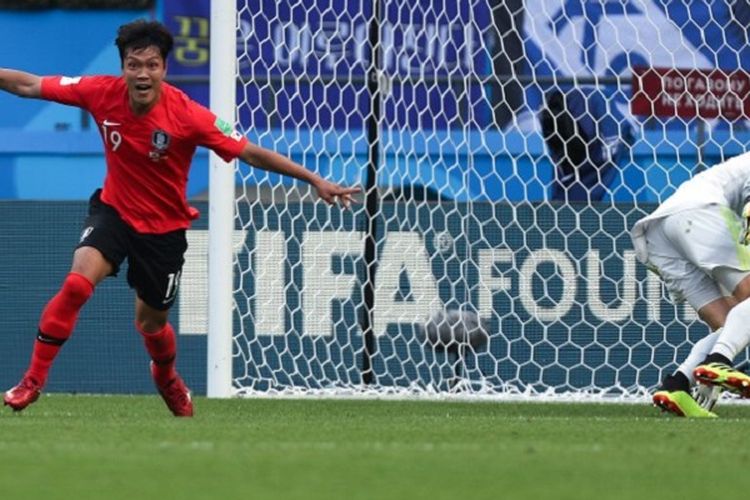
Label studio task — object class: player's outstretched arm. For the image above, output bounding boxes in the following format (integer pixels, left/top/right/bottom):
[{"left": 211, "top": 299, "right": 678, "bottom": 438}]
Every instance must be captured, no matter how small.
[
  {"left": 0, "top": 69, "right": 42, "bottom": 98},
  {"left": 239, "top": 142, "right": 361, "bottom": 207}
]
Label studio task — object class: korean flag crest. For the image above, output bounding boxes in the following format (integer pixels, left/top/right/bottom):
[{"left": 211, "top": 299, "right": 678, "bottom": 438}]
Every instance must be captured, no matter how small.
[
  {"left": 152, "top": 129, "right": 170, "bottom": 150},
  {"left": 150, "top": 129, "right": 170, "bottom": 161}
]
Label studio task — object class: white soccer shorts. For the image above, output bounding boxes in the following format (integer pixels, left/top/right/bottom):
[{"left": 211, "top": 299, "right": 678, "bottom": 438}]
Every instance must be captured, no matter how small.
[{"left": 643, "top": 205, "right": 750, "bottom": 311}]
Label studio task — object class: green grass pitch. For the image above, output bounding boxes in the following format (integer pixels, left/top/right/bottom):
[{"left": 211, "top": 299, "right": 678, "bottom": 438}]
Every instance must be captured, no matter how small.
[{"left": 1, "top": 395, "right": 748, "bottom": 500}]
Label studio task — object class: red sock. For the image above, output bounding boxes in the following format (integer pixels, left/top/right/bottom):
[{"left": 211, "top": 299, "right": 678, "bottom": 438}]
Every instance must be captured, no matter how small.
[
  {"left": 139, "top": 322, "right": 177, "bottom": 385},
  {"left": 27, "top": 272, "right": 94, "bottom": 384}
]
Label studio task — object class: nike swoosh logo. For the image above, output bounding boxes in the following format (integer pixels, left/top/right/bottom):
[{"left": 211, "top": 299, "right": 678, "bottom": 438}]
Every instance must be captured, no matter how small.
[{"left": 103, "top": 120, "right": 121, "bottom": 126}]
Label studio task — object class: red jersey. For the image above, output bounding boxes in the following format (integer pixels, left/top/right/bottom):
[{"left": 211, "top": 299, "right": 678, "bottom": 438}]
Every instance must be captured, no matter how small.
[{"left": 41, "top": 75, "right": 248, "bottom": 233}]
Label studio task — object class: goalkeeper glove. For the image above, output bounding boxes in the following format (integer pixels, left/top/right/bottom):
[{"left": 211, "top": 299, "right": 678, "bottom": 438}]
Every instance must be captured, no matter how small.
[
  {"left": 694, "top": 383, "right": 722, "bottom": 412},
  {"left": 741, "top": 202, "right": 750, "bottom": 245}
]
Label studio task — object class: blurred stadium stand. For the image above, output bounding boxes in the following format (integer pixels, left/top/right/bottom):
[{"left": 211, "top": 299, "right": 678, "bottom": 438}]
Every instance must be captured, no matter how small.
[{"left": 0, "top": 0, "right": 154, "bottom": 9}]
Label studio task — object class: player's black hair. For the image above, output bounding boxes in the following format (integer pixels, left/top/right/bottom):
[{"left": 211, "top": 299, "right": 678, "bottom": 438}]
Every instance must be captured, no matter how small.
[{"left": 115, "top": 19, "right": 174, "bottom": 65}]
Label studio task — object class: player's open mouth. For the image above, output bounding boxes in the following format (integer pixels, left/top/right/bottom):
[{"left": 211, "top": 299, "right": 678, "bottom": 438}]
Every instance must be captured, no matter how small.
[{"left": 134, "top": 84, "right": 152, "bottom": 95}]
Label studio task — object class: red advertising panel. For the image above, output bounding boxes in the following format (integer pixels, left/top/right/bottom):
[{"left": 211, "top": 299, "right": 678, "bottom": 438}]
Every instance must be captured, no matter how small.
[{"left": 631, "top": 67, "right": 750, "bottom": 119}]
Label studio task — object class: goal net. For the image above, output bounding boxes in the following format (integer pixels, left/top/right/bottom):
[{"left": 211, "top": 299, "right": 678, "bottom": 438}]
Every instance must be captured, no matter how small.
[{"left": 208, "top": 0, "right": 750, "bottom": 399}]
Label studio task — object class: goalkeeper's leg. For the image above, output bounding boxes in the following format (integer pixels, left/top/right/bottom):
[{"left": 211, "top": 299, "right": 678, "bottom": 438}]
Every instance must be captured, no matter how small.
[
  {"left": 642, "top": 214, "right": 731, "bottom": 416},
  {"left": 653, "top": 296, "right": 733, "bottom": 417},
  {"left": 694, "top": 277, "right": 750, "bottom": 396},
  {"left": 653, "top": 330, "right": 720, "bottom": 418},
  {"left": 653, "top": 375, "right": 718, "bottom": 418}
]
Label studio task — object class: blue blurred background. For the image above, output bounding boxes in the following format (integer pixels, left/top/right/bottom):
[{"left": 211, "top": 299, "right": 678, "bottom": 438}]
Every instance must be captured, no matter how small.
[{"left": 2, "top": 0, "right": 749, "bottom": 203}]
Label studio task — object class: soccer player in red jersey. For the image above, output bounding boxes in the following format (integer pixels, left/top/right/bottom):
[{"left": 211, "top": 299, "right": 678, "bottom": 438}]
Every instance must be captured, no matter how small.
[{"left": 0, "top": 20, "right": 360, "bottom": 416}]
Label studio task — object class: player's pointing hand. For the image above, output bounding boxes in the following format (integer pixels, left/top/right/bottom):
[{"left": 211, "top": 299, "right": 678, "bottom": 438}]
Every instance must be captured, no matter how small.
[{"left": 314, "top": 179, "right": 361, "bottom": 208}]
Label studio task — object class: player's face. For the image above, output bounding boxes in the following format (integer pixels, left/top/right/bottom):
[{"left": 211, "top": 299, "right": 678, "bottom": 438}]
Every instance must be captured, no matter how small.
[{"left": 122, "top": 45, "right": 167, "bottom": 113}]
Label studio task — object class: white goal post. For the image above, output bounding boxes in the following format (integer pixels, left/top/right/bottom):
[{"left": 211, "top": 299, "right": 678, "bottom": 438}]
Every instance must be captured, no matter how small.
[
  {"left": 207, "top": 0, "right": 750, "bottom": 399},
  {"left": 207, "top": 0, "right": 237, "bottom": 398}
]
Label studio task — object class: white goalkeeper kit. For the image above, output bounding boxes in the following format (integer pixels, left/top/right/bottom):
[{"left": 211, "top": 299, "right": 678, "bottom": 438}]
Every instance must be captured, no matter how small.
[{"left": 631, "top": 151, "right": 750, "bottom": 311}]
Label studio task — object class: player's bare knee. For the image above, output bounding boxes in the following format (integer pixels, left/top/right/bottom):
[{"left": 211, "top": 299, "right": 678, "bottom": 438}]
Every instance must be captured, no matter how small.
[
  {"left": 70, "top": 247, "right": 113, "bottom": 285},
  {"left": 732, "top": 275, "right": 750, "bottom": 302},
  {"left": 135, "top": 298, "right": 169, "bottom": 332},
  {"left": 697, "top": 297, "right": 732, "bottom": 330}
]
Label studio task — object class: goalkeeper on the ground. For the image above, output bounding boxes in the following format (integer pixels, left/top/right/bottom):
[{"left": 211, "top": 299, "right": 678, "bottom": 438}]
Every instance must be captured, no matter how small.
[{"left": 631, "top": 151, "right": 750, "bottom": 417}]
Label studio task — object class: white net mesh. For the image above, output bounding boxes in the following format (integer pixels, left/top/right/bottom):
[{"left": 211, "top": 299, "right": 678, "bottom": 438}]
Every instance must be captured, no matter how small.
[{"left": 226, "top": 0, "right": 750, "bottom": 399}]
